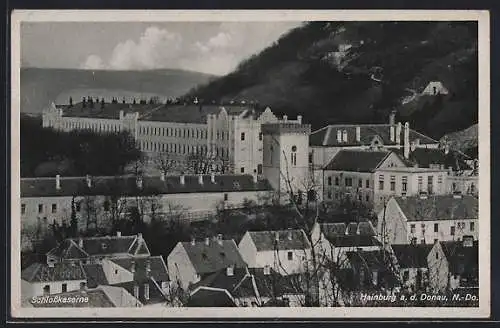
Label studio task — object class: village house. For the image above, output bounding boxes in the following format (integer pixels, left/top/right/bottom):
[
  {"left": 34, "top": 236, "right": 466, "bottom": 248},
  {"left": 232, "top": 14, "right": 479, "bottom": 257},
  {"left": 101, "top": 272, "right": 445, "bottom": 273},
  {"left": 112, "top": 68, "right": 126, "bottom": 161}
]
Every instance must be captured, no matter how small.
[
  {"left": 427, "top": 238, "right": 478, "bottom": 293},
  {"left": 377, "top": 193, "right": 478, "bottom": 245},
  {"left": 43, "top": 100, "right": 301, "bottom": 176},
  {"left": 167, "top": 235, "right": 247, "bottom": 290},
  {"left": 20, "top": 173, "right": 273, "bottom": 244},
  {"left": 310, "top": 221, "right": 382, "bottom": 266},
  {"left": 21, "top": 262, "right": 87, "bottom": 300},
  {"left": 238, "top": 229, "right": 312, "bottom": 276},
  {"left": 391, "top": 244, "right": 433, "bottom": 292}
]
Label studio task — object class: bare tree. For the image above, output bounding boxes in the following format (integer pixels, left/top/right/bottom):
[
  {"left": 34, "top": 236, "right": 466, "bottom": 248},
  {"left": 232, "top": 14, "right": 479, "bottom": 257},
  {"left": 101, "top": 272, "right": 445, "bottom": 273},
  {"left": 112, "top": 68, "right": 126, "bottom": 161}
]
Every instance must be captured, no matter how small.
[
  {"left": 154, "top": 153, "right": 181, "bottom": 176},
  {"left": 185, "top": 152, "right": 232, "bottom": 175}
]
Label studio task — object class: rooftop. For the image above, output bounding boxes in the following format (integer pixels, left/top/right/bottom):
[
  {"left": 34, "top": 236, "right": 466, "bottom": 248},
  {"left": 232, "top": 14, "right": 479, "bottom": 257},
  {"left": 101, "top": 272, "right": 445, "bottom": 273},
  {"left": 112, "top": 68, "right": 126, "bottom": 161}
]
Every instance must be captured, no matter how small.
[
  {"left": 323, "top": 150, "right": 392, "bottom": 172},
  {"left": 180, "top": 238, "right": 247, "bottom": 275},
  {"left": 110, "top": 256, "right": 169, "bottom": 282},
  {"left": 391, "top": 244, "right": 433, "bottom": 268},
  {"left": 245, "top": 229, "right": 312, "bottom": 252},
  {"left": 187, "top": 287, "right": 237, "bottom": 307},
  {"left": 406, "top": 148, "right": 472, "bottom": 171},
  {"left": 112, "top": 278, "right": 167, "bottom": 305},
  {"left": 190, "top": 267, "right": 257, "bottom": 299},
  {"left": 310, "top": 124, "right": 438, "bottom": 147},
  {"left": 440, "top": 240, "right": 479, "bottom": 275},
  {"left": 393, "top": 194, "right": 478, "bottom": 222},
  {"left": 21, "top": 174, "right": 272, "bottom": 198},
  {"left": 58, "top": 102, "right": 162, "bottom": 120},
  {"left": 21, "top": 262, "right": 86, "bottom": 283}
]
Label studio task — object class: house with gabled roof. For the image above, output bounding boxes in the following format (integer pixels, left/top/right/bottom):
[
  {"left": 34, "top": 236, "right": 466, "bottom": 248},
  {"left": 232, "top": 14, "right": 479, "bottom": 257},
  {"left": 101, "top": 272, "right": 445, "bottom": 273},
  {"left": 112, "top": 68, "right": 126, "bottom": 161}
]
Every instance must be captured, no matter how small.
[
  {"left": 167, "top": 235, "right": 247, "bottom": 290},
  {"left": 238, "top": 229, "right": 312, "bottom": 276},
  {"left": 21, "top": 262, "right": 87, "bottom": 300},
  {"left": 427, "top": 239, "right": 478, "bottom": 292},
  {"left": 46, "top": 232, "right": 150, "bottom": 265},
  {"left": 377, "top": 193, "right": 478, "bottom": 245},
  {"left": 311, "top": 221, "right": 382, "bottom": 266},
  {"left": 391, "top": 243, "right": 433, "bottom": 292}
]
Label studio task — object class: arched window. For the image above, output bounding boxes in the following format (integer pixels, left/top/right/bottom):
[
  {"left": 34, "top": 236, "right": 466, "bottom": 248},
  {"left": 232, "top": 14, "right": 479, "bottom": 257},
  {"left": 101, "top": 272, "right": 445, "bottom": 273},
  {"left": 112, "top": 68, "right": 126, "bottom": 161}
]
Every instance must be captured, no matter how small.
[{"left": 291, "top": 145, "right": 297, "bottom": 166}]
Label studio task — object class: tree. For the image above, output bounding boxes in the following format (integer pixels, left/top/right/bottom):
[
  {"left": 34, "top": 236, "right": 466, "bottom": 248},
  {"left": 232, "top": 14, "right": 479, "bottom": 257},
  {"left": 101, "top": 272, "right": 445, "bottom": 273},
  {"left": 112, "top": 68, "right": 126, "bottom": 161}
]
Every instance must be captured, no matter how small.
[
  {"left": 185, "top": 152, "right": 232, "bottom": 175},
  {"left": 154, "top": 153, "right": 180, "bottom": 176},
  {"left": 69, "top": 196, "right": 79, "bottom": 237}
]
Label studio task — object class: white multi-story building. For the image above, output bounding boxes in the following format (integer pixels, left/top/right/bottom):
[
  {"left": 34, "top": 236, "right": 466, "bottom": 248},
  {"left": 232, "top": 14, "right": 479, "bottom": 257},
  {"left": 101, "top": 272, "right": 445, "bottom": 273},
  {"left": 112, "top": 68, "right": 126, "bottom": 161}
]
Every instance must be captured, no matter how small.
[{"left": 42, "top": 100, "right": 301, "bottom": 175}]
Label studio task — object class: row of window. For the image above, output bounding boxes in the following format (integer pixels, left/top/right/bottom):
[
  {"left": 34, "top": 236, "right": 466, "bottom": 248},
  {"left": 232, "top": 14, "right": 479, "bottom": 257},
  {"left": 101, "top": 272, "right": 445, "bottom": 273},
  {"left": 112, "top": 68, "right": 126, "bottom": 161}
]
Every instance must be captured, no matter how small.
[
  {"left": 64, "top": 121, "right": 121, "bottom": 133},
  {"left": 328, "top": 176, "right": 370, "bottom": 188},
  {"left": 139, "top": 126, "right": 207, "bottom": 139},
  {"left": 140, "top": 141, "right": 210, "bottom": 155},
  {"left": 410, "top": 222, "right": 475, "bottom": 234},
  {"left": 327, "top": 190, "right": 370, "bottom": 202}
]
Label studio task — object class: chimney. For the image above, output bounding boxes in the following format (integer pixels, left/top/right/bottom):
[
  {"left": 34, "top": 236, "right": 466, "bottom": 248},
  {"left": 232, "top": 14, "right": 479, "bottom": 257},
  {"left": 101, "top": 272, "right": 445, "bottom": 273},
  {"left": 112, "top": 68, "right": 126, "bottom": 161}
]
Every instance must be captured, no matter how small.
[
  {"left": 337, "top": 130, "right": 342, "bottom": 143},
  {"left": 226, "top": 266, "right": 234, "bottom": 276},
  {"left": 410, "top": 141, "right": 416, "bottom": 152},
  {"left": 78, "top": 238, "right": 84, "bottom": 248},
  {"left": 396, "top": 122, "right": 402, "bottom": 145},
  {"left": 180, "top": 175, "right": 185, "bottom": 185},
  {"left": 263, "top": 265, "right": 271, "bottom": 276},
  {"left": 86, "top": 175, "right": 92, "bottom": 188},
  {"left": 146, "top": 259, "right": 151, "bottom": 274},
  {"left": 389, "top": 110, "right": 396, "bottom": 125},
  {"left": 116, "top": 231, "right": 121, "bottom": 237},
  {"left": 198, "top": 174, "right": 204, "bottom": 185},
  {"left": 252, "top": 173, "right": 258, "bottom": 183},
  {"left": 403, "top": 122, "right": 410, "bottom": 159},
  {"left": 390, "top": 126, "right": 395, "bottom": 142},
  {"left": 283, "top": 115, "right": 288, "bottom": 122},
  {"left": 131, "top": 260, "right": 136, "bottom": 273},
  {"left": 191, "top": 237, "right": 196, "bottom": 246},
  {"left": 48, "top": 261, "right": 55, "bottom": 268},
  {"left": 136, "top": 176, "right": 143, "bottom": 189},
  {"left": 297, "top": 115, "right": 302, "bottom": 124},
  {"left": 211, "top": 174, "right": 216, "bottom": 183},
  {"left": 55, "top": 174, "right": 61, "bottom": 190},
  {"left": 275, "top": 231, "right": 280, "bottom": 242},
  {"left": 355, "top": 126, "right": 361, "bottom": 142},
  {"left": 217, "top": 234, "right": 223, "bottom": 246},
  {"left": 287, "top": 229, "right": 293, "bottom": 241},
  {"left": 160, "top": 172, "right": 165, "bottom": 181},
  {"left": 137, "top": 233, "right": 143, "bottom": 241},
  {"left": 133, "top": 285, "right": 139, "bottom": 299},
  {"left": 342, "top": 130, "right": 348, "bottom": 143},
  {"left": 205, "top": 237, "right": 210, "bottom": 246}
]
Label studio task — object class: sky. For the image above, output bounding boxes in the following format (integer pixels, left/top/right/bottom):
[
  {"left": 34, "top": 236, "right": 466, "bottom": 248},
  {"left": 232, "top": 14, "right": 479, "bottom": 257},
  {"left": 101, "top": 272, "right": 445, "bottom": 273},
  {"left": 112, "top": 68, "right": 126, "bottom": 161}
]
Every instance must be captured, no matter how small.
[{"left": 21, "top": 21, "right": 302, "bottom": 76}]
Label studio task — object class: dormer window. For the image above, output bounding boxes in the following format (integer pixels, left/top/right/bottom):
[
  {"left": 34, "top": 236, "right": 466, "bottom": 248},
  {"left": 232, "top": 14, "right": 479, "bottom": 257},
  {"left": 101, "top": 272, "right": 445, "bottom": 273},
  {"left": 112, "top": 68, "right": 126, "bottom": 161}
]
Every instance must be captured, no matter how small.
[{"left": 101, "top": 243, "right": 108, "bottom": 251}]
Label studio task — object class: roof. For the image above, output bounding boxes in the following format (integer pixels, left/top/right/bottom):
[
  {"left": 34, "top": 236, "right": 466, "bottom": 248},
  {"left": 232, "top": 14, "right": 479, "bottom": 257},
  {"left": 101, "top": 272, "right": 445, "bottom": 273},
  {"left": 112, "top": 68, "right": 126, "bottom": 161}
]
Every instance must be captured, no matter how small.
[
  {"left": 21, "top": 262, "right": 86, "bottom": 282},
  {"left": 310, "top": 124, "right": 438, "bottom": 147},
  {"left": 144, "top": 104, "right": 252, "bottom": 123},
  {"left": 112, "top": 278, "right": 167, "bottom": 305},
  {"left": 21, "top": 174, "right": 272, "bottom": 198},
  {"left": 323, "top": 150, "right": 392, "bottom": 172},
  {"left": 346, "top": 250, "right": 394, "bottom": 271},
  {"left": 246, "top": 229, "right": 312, "bottom": 252},
  {"left": 319, "top": 221, "right": 381, "bottom": 247},
  {"left": 47, "top": 234, "right": 148, "bottom": 259},
  {"left": 250, "top": 268, "right": 302, "bottom": 297},
  {"left": 82, "top": 264, "right": 108, "bottom": 288},
  {"left": 190, "top": 267, "right": 257, "bottom": 299},
  {"left": 181, "top": 239, "right": 247, "bottom": 275},
  {"left": 391, "top": 244, "right": 433, "bottom": 268},
  {"left": 440, "top": 240, "right": 479, "bottom": 275},
  {"left": 187, "top": 287, "right": 237, "bottom": 307},
  {"left": 407, "top": 148, "right": 471, "bottom": 171},
  {"left": 29, "top": 288, "right": 117, "bottom": 307},
  {"left": 394, "top": 194, "right": 478, "bottom": 222},
  {"left": 110, "top": 256, "right": 169, "bottom": 282},
  {"left": 58, "top": 102, "right": 163, "bottom": 120}
]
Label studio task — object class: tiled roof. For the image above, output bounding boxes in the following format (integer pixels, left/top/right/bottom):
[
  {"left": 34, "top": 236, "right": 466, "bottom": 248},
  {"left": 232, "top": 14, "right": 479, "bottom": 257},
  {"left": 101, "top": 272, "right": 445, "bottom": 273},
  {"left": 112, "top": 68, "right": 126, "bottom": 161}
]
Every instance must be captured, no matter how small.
[
  {"left": 323, "top": 150, "right": 392, "bottom": 172},
  {"left": 407, "top": 148, "right": 471, "bottom": 171},
  {"left": 310, "top": 124, "right": 438, "bottom": 147},
  {"left": 21, "top": 174, "right": 272, "bottom": 198},
  {"left": 320, "top": 221, "right": 381, "bottom": 247},
  {"left": 187, "top": 287, "right": 237, "bottom": 307},
  {"left": 21, "top": 262, "right": 86, "bottom": 282},
  {"left": 440, "top": 240, "right": 479, "bottom": 275},
  {"left": 181, "top": 239, "right": 247, "bottom": 275},
  {"left": 250, "top": 268, "right": 302, "bottom": 297},
  {"left": 47, "top": 234, "right": 148, "bottom": 259},
  {"left": 59, "top": 102, "right": 162, "bottom": 120},
  {"left": 110, "top": 256, "right": 169, "bottom": 282},
  {"left": 29, "top": 288, "right": 116, "bottom": 307},
  {"left": 83, "top": 264, "right": 108, "bottom": 288},
  {"left": 190, "top": 267, "right": 257, "bottom": 299},
  {"left": 394, "top": 194, "right": 478, "bottom": 222},
  {"left": 246, "top": 229, "right": 312, "bottom": 252},
  {"left": 144, "top": 104, "right": 252, "bottom": 123},
  {"left": 391, "top": 244, "right": 433, "bottom": 268},
  {"left": 112, "top": 278, "right": 167, "bottom": 305}
]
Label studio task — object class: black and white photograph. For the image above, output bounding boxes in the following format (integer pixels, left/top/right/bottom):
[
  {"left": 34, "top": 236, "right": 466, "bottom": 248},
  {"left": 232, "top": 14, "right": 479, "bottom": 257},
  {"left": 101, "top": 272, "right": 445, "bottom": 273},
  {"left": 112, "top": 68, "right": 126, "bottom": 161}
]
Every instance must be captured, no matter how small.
[{"left": 11, "top": 10, "right": 490, "bottom": 318}]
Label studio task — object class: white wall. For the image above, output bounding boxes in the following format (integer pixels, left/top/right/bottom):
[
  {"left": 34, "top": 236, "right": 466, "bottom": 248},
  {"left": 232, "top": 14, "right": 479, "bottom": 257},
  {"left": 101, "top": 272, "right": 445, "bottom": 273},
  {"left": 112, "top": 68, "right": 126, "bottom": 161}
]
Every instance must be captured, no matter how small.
[
  {"left": 167, "top": 243, "right": 199, "bottom": 290},
  {"left": 238, "top": 232, "right": 257, "bottom": 267},
  {"left": 101, "top": 259, "right": 134, "bottom": 285},
  {"left": 21, "top": 279, "right": 86, "bottom": 300},
  {"left": 406, "top": 218, "right": 478, "bottom": 244}
]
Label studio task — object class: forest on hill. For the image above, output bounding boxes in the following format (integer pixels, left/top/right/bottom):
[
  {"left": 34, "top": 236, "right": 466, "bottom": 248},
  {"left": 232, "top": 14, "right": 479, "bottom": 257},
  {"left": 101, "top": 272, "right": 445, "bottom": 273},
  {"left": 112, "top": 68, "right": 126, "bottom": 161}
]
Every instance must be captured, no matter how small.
[{"left": 184, "top": 21, "right": 478, "bottom": 140}]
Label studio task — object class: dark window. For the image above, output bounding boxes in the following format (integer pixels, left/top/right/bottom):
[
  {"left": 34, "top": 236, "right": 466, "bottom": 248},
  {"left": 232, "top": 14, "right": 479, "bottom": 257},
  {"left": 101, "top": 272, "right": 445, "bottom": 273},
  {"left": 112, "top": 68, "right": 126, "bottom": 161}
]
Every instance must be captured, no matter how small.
[
  {"left": 358, "top": 179, "right": 363, "bottom": 188},
  {"left": 21, "top": 204, "right": 26, "bottom": 215},
  {"left": 366, "top": 180, "right": 370, "bottom": 188},
  {"left": 450, "top": 226, "right": 455, "bottom": 236},
  {"left": 43, "top": 285, "right": 50, "bottom": 295},
  {"left": 403, "top": 270, "right": 409, "bottom": 282},
  {"left": 390, "top": 176, "right": 396, "bottom": 191},
  {"left": 241, "top": 132, "right": 245, "bottom": 141},
  {"left": 327, "top": 177, "right": 332, "bottom": 186},
  {"left": 427, "top": 176, "right": 434, "bottom": 194},
  {"left": 257, "top": 164, "right": 263, "bottom": 175},
  {"left": 259, "top": 132, "right": 263, "bottom": 141},
  {"left": 335, "top": 177, "right": 339, "bottom": 186},
  {"left": 62, "top": 283, "right": 67, "bottom": 293},
  {"left": 327, "top": 191, "right": 332, "bottom": 199},
  {"left": 410, "top": 224, "right": 416, "bottom": 233},
  {"left": 470, "top": 222, "right": 475, "bottom": 232},
  {"left": 435, "top": 252, "right": 439, "bottom": 260},
  {"left": 378, "top": 175, "right": 384, "bottom": 190},
  {"left": 308, "top": 153, "right": 313, "bottom": 164},
  {"left": 240, "top": 167, "right": 245, "bottom": 173},
  {"left": 345, "top": 177, "right": 353, "bottom": 187},
  {"left": 402, "top": 176, "right": 408, "bottom": 192},
  {"left": 287, "top": 251, "right": 293, "bottom": 260},
  {"left": 418, "top": 176, "right": 423, "bottom": 192},
  {"left": 103, "top": 200, "right": 110, "bottom": 212},
  {"left": 224, "top": 193, "right": 228, "bottom": 201},
  {"left": 358, "top": 193, "right": 362, "bottom": 201},
  {"left": 365, "top": 194, "right": 370, "bottom": 202},
  {"left": 51, "top": 204, "right": 57, "bottom": 213},
  {"left": 434, "top": 223, "right": 439, "bottom": 233},
  {"left": 38, "top": 204, "right": 43, "bottom": 214}
]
